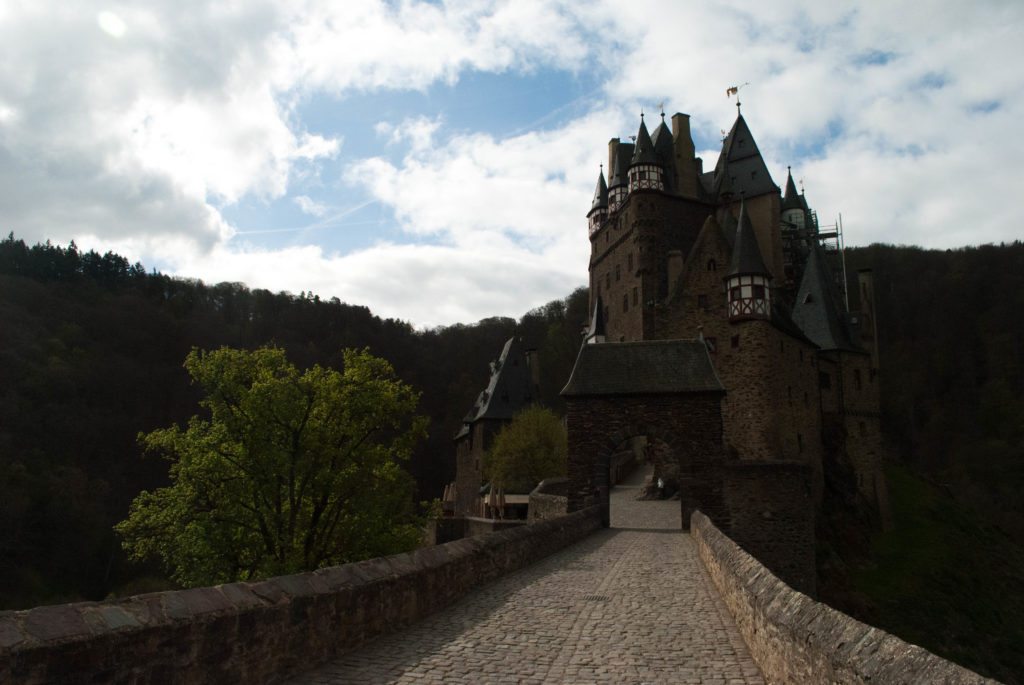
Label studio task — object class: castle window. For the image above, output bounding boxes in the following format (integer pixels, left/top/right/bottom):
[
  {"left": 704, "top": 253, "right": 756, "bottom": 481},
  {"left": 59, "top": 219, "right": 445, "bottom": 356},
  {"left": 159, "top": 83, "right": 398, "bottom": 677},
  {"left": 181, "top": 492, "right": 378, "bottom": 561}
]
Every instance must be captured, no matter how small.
[
  {"left": 698, "top": 294, "right": 709, "bottom": 310},
  {"left": 752, "top": 284, "right": 766, "bottom": 299},
  {"left": 606, "top": 273, "right": 611, "bottom": 289},
  {"left": 628, "top": 253, "right": 633, "bottom": 271},
  {"left": 616, "top": 265, "right": 621, "bottom": 281},
  {"left": 623, "top": 294, "right": 628, "bottom": 312},
  {"left": 804, "top": 391, "right": 809, "bottom": 406},
  {"left": 707, "top": 259, "right": 717, "bottom": 271},
  {"left": 819, "top": 372, "right": 831, "bottom": 389},
  {"left": 632, "top": 287, "right": 638, "bottom": 306},
  {"left": 797, "top": 433, "right": 803, "bottom": 453},
  {"left": 731, "top": 335, "right": 740, "bottom": 349}
]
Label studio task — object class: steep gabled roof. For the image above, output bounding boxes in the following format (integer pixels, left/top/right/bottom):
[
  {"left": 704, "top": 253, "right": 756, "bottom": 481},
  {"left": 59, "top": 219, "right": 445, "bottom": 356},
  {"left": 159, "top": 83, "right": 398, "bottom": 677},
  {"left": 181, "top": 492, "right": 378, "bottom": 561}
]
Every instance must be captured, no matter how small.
[
  {"left": 608, "top": 143, "right": 633, "bottom": 188},
  {"left": 454, "top": 337, "right": 536, "bottom": 439},
  {"left": 652, "top": 116, "right": 674, "bottom": 159},
  {"left": 727, "top": 201, "right": 771, "bottom": 278},
  {"left": 791, "top": 246, "right": 860, "bottom": 352},
  {"left": 631, "top": 116, "right": 657, "bottom": 166},
  {"left": 712, "top": 114, "right": 778, "bottom": 199},
  {"left": 562, "top": 340, "right": 724, "bottom": 397},
  {"left": 589, "top": 168, "right": 608, "bottom": 215}
]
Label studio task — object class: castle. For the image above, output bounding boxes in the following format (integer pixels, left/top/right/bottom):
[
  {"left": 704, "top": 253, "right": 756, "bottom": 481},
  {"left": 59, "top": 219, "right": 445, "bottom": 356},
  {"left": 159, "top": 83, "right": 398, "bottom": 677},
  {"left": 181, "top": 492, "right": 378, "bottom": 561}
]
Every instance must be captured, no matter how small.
[
  {"left": 559, "top": 105, "right": 887, "bottom": 592},
  {"left": 449, "top": 105, "right": 887, "bottom": 592}
]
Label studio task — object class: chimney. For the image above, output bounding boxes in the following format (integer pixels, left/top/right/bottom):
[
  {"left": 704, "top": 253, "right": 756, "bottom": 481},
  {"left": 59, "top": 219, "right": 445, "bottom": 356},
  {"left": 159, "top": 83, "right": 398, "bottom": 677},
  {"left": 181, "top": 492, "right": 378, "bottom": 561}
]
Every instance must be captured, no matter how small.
[
  {"left": 671, "top": 113, "right": 698, "bottom": 198},
  {"left": 607, "top": 138, "right": 619, "bottom": 177}
]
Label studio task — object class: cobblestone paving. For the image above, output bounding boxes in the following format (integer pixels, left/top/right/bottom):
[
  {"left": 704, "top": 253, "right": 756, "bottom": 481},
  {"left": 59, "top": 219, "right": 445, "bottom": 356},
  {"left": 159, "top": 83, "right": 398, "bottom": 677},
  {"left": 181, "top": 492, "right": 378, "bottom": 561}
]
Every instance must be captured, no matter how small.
[{"left": 287, "top": 467, "right": 763, "bottom": 684}]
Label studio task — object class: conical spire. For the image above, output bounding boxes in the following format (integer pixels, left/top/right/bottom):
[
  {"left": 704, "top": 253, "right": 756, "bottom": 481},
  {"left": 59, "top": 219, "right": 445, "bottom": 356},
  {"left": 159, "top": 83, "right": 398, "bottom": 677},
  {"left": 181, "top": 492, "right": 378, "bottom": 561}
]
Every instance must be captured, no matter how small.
[
  {"left": 782, "top": 167, "right": 803, "bottom": 212},
  {"left": 791, "top": 245, "right": 857, "bottom": 351},
  {"left": 713, "top": 112, "right": 777, "bottom": 200},
  {"left": 589, "top": 167, "right": 608, "bottom": 214},
  {"left": 727, "top": 200, "right": 771, "bottom": 278},
  {"left": 631, "top": 114, "right": 657, "bottom": 166},
  {"left": 651, "top": 115, "right": 674, "bottom": 159}
]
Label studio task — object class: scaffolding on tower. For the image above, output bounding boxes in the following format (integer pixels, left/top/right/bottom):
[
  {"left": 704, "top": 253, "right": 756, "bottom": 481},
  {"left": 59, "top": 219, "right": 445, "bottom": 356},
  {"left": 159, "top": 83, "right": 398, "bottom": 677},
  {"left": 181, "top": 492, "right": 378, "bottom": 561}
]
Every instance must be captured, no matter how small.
[{"left": 816, "top": 213, "right": 849, "bottom": 311}]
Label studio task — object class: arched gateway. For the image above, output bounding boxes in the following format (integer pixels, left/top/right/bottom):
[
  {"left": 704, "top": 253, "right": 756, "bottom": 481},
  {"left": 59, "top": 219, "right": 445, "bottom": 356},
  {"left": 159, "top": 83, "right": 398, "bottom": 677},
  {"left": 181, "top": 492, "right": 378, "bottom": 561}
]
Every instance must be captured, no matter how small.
[{"left": 561, "top": 339, "right": 729, "bottom": 529}]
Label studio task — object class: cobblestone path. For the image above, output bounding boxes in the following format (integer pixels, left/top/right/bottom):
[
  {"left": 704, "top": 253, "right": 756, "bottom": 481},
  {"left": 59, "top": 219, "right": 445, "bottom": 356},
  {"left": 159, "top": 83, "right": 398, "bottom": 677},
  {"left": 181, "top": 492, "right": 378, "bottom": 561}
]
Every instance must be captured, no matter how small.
[{"left": 287, "top": 467, "right": 763, "bottom": 684}]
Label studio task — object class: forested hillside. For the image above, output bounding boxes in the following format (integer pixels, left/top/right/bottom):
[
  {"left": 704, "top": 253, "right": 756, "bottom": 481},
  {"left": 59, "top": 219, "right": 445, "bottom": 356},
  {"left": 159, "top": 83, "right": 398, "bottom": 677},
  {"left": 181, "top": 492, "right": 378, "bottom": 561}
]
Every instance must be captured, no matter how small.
[
  {"left": 1, "top": 235, "right": 1021, "bottom": 680},
  {"left": 0, "top": 234, "right": 587, "bottom": 608}
]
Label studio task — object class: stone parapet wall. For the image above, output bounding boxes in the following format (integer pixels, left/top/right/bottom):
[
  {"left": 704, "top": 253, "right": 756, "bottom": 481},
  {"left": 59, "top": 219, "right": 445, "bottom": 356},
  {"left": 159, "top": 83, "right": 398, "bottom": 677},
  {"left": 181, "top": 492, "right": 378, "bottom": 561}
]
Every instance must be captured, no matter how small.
[
  {"left": 0, "top": 507, "right": 601, "bottom": 685},
  {"left": 528, "top": 478, "right": 569, "bottom": 523},
  {"left": 691, "top": 511, "right": 999, "bottom": 684}
]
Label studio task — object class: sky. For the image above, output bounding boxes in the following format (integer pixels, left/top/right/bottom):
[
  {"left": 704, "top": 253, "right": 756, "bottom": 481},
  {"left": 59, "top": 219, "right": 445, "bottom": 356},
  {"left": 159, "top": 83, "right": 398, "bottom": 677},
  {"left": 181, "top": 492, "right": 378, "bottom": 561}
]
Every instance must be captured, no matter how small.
[{"left": 1, "top": 1, "right": 1022, "bottom": 328}]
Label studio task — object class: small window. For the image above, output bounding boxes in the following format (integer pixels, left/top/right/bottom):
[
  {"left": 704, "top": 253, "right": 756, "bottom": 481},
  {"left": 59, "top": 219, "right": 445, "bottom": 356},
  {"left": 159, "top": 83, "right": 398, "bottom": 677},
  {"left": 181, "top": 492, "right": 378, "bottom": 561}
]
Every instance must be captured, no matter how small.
[
  {"left": 707, "top": 259, "right": 717, "bottom": 272},
  {"left": 698, "top": 294, "right": 709, "bottom": 310},
  {"left": 632, "top": 287, "right": 638, "bottom": 306},
  {"left": 616, "top": 265, "right": 621, "bottom": 281},
  {"left": 797, "top": 433, "right": 803, "bottom": 453},
  {"left": 752, "top": 284, "right": 766, "bottom": 298},
  {"left": 804, "top": 391, "right": 809, "bottom": 407},
  {"left": 730, "top": 286, "right": 742, "bottom": 301},
  {"left": 623, "top": 294, "right": 628, "bottom": 312},
  {"left": 731, "top": 335, "right": 740, "bottom": 349},
  {"left": 628, "top": 253, "right": 634, "bottom": 271},
  {"left": 606, "top": 273, "right": 611, "bottom": 289}
]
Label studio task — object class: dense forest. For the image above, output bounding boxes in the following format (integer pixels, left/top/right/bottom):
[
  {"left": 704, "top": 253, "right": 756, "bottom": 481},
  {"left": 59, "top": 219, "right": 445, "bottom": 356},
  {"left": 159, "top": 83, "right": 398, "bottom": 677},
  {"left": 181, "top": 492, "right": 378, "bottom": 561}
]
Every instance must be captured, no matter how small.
[{"left": 1, "top": 235, "right": 1021, "bottom": 681}]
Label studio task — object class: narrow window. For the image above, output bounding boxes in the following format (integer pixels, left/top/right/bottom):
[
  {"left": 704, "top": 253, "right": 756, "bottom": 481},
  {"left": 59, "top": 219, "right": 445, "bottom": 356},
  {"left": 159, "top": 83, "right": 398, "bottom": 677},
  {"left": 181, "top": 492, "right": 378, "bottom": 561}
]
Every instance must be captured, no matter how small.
[
  {"left": 707, "top": 259, "right": 717, "bottom": 271},
  {"left": 752, "top": 284, "right": 766, "bottom": 298},
  {"left": 628, "top": 253, "right": 633, "bottom": 271},
  {"left": 632, "top": 287, "right": 638, "bottom": 306},
  {"left": 797, "top": 433, "right": 804, "bottom": 453},
  {"left": 606, "top": 273, "right": 611, "bottom": 289},
  {"left": 616, "top": 265, "right": 621, "bottom": 281},
  {"left": 804, "top": 391, "right": 809, "bottom": 407},
  {"left": 731, "top": 335, "right": 740, "bottom": 349},
  {"left": 623, "top": 294, "right": 629, "bottom": 312},
  {"left": 698, "top": 294, "right": 709, "bottom": 310},
  {"left": 854, "top": 368, "right": 862, "bottom": 390}
]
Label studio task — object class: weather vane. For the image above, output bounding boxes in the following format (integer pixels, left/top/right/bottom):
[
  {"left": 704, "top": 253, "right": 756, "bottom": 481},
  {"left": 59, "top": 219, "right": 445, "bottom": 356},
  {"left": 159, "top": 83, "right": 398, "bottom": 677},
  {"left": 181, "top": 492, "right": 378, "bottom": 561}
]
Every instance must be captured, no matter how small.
[{"left": 726, "top": 82, "right": 750, "bottom": 113}]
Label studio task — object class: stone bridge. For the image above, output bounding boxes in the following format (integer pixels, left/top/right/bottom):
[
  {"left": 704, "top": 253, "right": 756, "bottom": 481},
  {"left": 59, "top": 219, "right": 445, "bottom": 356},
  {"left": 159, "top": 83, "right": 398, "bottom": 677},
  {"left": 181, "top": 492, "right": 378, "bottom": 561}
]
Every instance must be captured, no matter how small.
[{"left": 0, "top": 468, "right": 997, "bottom": 684}]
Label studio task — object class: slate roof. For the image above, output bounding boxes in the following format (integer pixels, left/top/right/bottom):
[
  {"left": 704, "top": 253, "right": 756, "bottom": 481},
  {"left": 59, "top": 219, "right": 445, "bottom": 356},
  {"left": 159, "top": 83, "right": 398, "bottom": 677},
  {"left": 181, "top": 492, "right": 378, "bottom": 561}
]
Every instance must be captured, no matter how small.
[
  {"left": 454, "top": 336, "right": 536, "bottom": 439},
  {"left": 712, "top": 114, "right": 778, "bottom": 199},
  {"left": 608, "top": 143, "right": 633, "bottom": 188},
  {"left": 589, "top": 169, "right": 608, "bottom": 214},
  {"left": 651, "top": 116, "right": 674, "bottom": 158},
  {"left": 561, "top": 340, "right": 724, "bottom": 397},
  {"left": 791, "top": 245, "right": 860, "bottom": 352},
  {"left": 727, "top": 201, "right": 771, "bottom": 278},
  {"left": 631, "top": 116, "right": 657, "bottom": 166}
]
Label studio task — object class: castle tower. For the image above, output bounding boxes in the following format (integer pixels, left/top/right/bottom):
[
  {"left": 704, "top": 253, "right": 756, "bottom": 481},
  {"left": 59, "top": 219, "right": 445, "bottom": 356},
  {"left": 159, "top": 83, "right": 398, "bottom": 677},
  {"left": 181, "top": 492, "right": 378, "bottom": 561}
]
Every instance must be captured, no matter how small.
[
  {"left": 587, "top": 167, "right": 608, "bottom": 237},
  {"left": 607, "top": 140, "right": 632, "bottom": 212},
  {"left": 725, "top": 201, "right": 772, "bottom": 320},
  {"left": 628, "top": 114, "right": 664, "bottom": 192}
]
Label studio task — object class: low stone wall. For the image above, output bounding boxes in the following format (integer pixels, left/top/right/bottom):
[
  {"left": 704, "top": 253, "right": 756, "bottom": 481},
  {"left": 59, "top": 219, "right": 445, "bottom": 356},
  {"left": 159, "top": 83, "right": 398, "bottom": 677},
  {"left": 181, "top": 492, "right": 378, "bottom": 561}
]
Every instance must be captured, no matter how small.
[
  {"left": 691, "top": 511, "right": 999, "bottom": 684},
  {"left": 464, "top": 516, "right": 526, "bottom": 537},
  {"left": 528, "top": 478, "right": 568, "bottom": 523},
  {"left": 1, "top": 507, "right": 601, "bottom": 685}
]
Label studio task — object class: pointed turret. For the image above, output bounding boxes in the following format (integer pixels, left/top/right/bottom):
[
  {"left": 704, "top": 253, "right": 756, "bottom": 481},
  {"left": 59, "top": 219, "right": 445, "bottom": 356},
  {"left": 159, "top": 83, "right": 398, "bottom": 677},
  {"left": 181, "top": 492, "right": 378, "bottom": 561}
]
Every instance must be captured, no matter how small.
[
  {"left": 651, "top": 112, "right": 677, "bottom": 192},
  {"left": 587, "top": 167, "right": 608, "bottom": 237},
  {"left": 608, "top": 142, "right": 632, "bottom": 211},
  {"left": 628, "top": 114, "right": 664, "bottom": 192},
  {"left": 725, "top": 201, "right": 772, "bottom": 321},
  {"left": 713, "top": 113, "right": 778, "bottom": 201},
  {"left": 791, "top": 245, "right": 858, "bottom": 351},
  {"left": 782, "top": 167, "right": 803, "bottom": 211}
]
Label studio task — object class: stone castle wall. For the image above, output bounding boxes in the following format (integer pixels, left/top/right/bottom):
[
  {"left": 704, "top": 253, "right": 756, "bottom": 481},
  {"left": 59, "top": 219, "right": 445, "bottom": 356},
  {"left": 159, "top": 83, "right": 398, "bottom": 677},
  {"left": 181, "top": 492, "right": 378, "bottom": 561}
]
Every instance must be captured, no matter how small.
[
  {"left": 0, "top": 508, "right": 601, "bottom": 685},
  {"left": 691, "top": 511, "right": 997, "bottom": 684}
]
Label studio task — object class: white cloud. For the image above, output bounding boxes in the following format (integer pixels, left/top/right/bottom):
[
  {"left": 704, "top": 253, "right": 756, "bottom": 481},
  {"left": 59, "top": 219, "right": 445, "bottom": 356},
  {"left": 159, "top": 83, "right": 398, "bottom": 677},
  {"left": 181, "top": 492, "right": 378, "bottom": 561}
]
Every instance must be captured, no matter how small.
[{"left": 293, "top": 195, "right": 327, "bottom": 217}]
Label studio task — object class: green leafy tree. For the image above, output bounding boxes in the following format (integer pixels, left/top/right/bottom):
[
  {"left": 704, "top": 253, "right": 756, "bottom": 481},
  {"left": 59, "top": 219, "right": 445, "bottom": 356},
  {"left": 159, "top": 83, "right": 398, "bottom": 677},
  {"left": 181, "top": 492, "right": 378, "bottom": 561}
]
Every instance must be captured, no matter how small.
[
  {"left": 115, "top": 346, "right": 426, "bottom": 587},
  {"left": 483, "top": 406, "right": 567, "bottom": 492}
]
